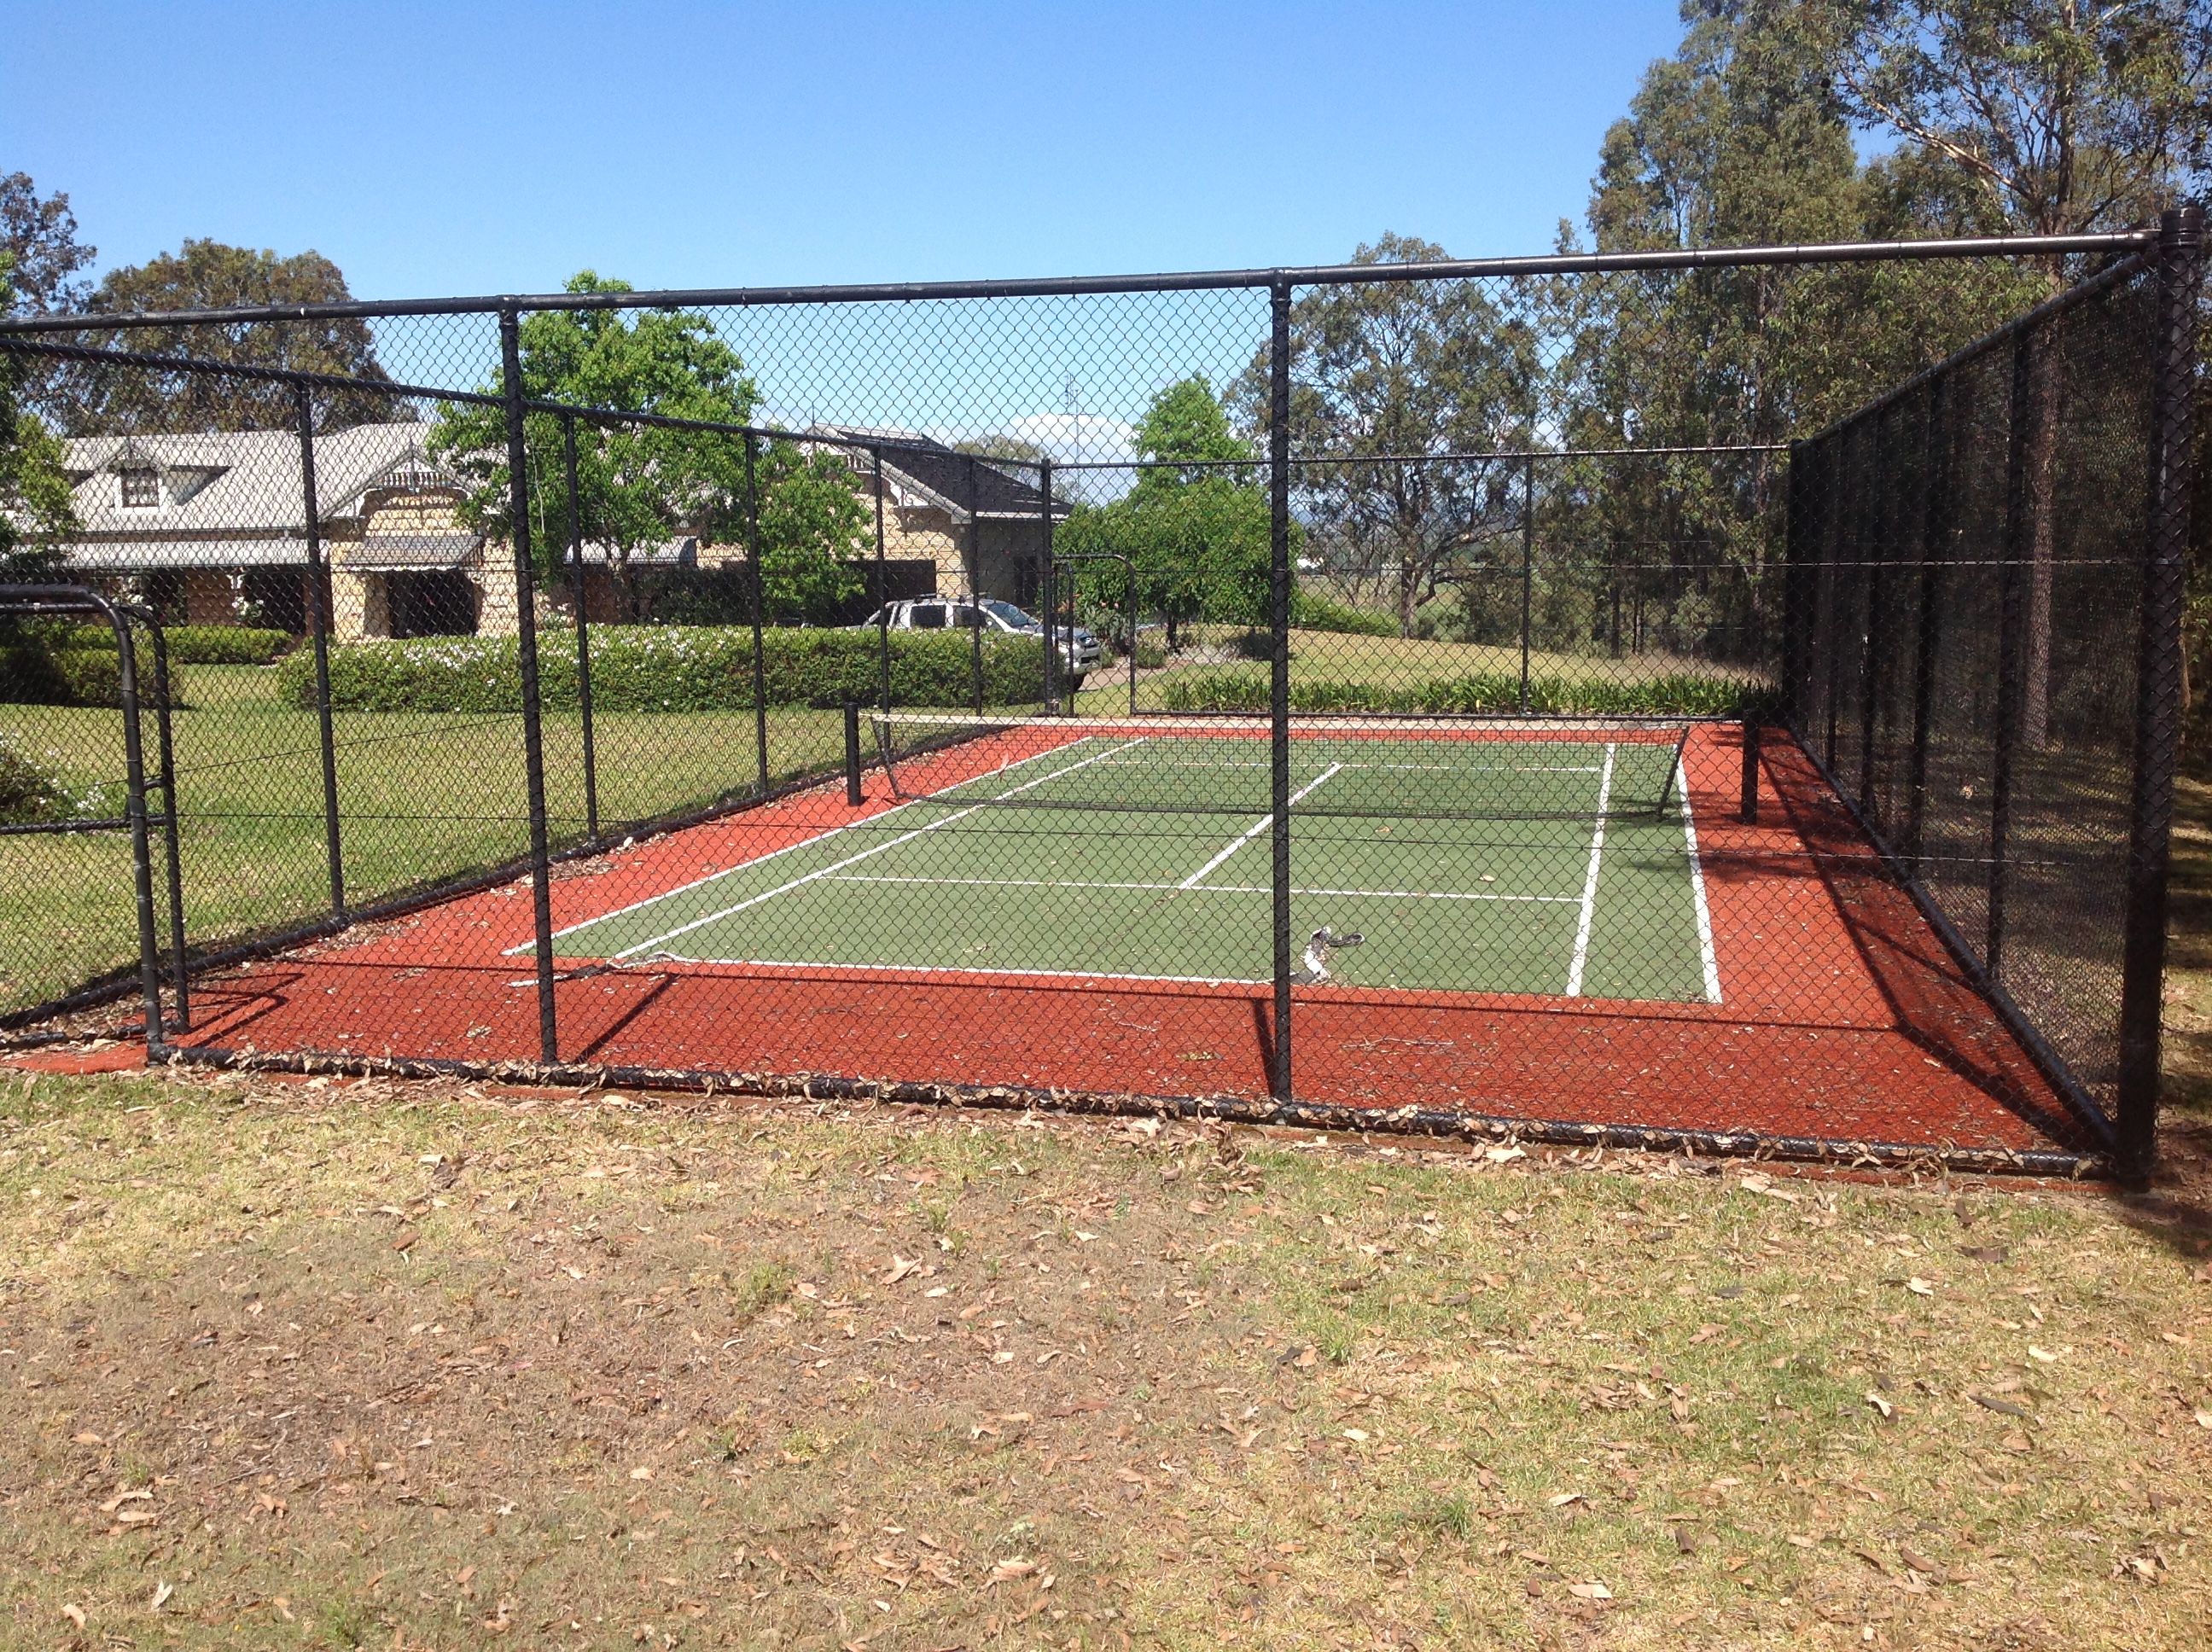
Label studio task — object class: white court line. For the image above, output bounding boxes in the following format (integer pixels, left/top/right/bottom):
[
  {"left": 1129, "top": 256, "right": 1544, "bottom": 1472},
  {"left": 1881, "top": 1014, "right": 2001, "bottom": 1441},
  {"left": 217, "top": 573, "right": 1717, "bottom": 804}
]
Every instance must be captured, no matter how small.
[
  {"left": 1082, "top": 757, "right": 1602, "bottom": 776},
  {"left": 824, "top": 873, "right": 1579, "bottom": 903},
  {"left": 523, "top": 733, "right": 1104, "bottom": 951},
  {"left": 1563, "top": 743, "right": 1617, "bottom": 997},
  {"left": 638, "top": 953, "right": 1271, "bottom": 989},
  {"left": 611, "top": 738, "right": 1148, "bottom": 959},
  {"left": 1678, "top": 753, "right": 1723, "bottom": 1003},
  {"left": 1178, "top": 764, "right": 1345, "bottom": 889}
]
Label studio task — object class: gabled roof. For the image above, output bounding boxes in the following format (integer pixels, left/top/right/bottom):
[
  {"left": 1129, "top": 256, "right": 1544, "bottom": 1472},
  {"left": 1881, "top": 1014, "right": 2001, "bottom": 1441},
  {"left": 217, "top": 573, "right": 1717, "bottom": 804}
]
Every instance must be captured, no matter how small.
[
  {"left": 56, "top": 422, "right": 458, "bottom": 536},
  {"left": 812, "top": 426, "right": 1070, "bottom": 522}
]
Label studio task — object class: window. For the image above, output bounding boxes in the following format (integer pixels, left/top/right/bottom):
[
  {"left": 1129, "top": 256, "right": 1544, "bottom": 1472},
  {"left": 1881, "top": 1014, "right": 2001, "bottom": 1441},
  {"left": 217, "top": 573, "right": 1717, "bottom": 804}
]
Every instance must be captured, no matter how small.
[
  {"left": 909, "top": 602, "right": 946, "bottom": 631},
  {"left": 119, "top": 468, "right": 160, "bottom": 509}
]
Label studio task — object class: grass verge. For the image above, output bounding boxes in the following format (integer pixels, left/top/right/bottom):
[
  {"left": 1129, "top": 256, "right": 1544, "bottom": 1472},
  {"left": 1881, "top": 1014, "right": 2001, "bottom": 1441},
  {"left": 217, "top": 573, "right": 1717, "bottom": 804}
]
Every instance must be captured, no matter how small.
[{"left": 0, "top": 1066, "right": 2205, "bottom": 1648}]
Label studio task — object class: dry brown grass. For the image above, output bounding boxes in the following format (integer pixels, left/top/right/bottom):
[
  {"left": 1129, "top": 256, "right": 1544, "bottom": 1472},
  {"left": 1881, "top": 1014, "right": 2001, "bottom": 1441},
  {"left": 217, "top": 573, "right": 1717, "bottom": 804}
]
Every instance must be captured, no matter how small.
[{"left": 0, "top": 1064, "right": 2208, "bottom": 1649}]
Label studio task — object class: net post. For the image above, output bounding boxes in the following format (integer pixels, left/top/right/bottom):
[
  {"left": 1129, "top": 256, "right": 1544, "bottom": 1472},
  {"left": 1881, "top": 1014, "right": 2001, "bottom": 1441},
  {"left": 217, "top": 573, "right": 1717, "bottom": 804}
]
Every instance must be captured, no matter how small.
[
  {"left": 2117, "top": 203, "right": 2203, "bottom": 1180},
  {"left": 1268, "top": 277, "right": 1295, "bottom": 1103},
  {"left": 1739, "top": 704, "right": 1760, "bottom": 825},
  {"left": 498, "top": 304, "right": 560, "bottom": 1068},
  {"left": 965, "top": 454, "right": 986, "bottom": 715},
  {"left": 293, "top": 381, "right": 346, "bottom": 920},
  {"left": 1039, "top": 457, "right": 1057, "bottom": 713},
  {"left": 1988, "top": 326, "right": 2039, "bottom": 978},
  {"left": 844, "top": 700, "right": 864, "bottom": 806},
  {"left": 743, "top": 433, "right": 770, "bottom": 793},
  {"left": 872, "top": 446, "right": 892, "bottom": 716},
  {"left": 562, "top": 413, "right": 600, "bottom": 845},
  {"left": 1903, "top": 377, "right": 1949, "bottom": 878}
]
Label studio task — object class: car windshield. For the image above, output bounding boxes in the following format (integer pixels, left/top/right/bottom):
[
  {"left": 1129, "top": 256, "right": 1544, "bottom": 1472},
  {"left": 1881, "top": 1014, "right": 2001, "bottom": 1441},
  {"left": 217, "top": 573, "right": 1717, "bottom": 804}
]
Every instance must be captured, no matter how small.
[{"left": 981, "top": 599, "right": 1039, "bottom": 631}]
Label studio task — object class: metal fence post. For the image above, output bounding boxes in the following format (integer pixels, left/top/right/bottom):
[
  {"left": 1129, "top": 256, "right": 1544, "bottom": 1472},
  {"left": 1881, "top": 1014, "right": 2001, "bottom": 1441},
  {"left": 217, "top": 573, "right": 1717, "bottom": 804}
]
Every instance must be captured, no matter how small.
[
  {"left": 1988, "top": 328, "right": 2039, "bottom": 978},
  {"left": 743, "top": 433, "right": 770, "bottom": 792},
  {"left": 144, "top": 621, "right": 189, "bottom": 1028},
  {"left": 1780, "top": 440, "right": 1807, "bottom": 730},
  {"left": 872, "top": 447, "right": 892, "bottom": 715},
  {"left": 2116, "top": 203, "right": 2204, "bottom": 1178},
  {"left": 1040, "top": 457, "right": 1057, "bottom": 711},
  {"left": 1903, "top": 379, "right": 1949, "bottom": 878},
  {"left": 1856, "top": 406, "right": 1893, "bottom": 820},
  {"left": 1519, "top": 456, "right": 1535, "bottom": 714},
  {"left": 1268, "top": 278, "right": 1295, "bottom": 1102},
  {"left": 965, "top": 453, "right": 986, "bottom": 714},
  {"left": 562, "top": 414, "right": 601, "bottom": 844},
  {"left": 110, "top": 614, "right": 166, "bottom": 1045},
  {"left": 499, "top": 305, "right": 560, "bottom": 1067},
  {"left": 293, "top": 382, "right": 346, "bottom": 919}
]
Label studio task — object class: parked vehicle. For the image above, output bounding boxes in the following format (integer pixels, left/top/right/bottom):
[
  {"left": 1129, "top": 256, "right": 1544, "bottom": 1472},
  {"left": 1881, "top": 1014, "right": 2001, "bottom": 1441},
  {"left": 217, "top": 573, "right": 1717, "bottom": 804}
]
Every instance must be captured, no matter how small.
[{"left": 853, "top": 597, "right": 1101, "bottom": 682}]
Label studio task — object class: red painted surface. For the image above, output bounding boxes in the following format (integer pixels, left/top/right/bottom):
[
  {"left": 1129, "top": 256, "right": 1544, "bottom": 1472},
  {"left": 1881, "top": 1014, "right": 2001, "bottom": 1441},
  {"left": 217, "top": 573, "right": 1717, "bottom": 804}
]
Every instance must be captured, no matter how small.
[{"left": 168, "top": 724, "right": 2093, "bottom": 1156}]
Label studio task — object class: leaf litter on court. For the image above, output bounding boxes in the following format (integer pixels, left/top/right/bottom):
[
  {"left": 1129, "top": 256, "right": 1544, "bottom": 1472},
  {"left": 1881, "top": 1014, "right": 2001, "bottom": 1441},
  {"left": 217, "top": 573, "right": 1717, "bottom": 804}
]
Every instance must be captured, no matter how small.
[{"left": 0, "top": 1062, "right": 2207, "bottom": 1648}]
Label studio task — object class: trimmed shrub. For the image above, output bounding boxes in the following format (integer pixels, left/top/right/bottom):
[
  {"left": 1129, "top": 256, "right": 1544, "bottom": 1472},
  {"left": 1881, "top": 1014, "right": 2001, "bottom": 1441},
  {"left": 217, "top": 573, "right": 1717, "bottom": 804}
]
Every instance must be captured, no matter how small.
[
  {"left": 69, "top": 624, "right": 293, "bottom": 666},
  {"left": 0, "top": 733, "right": 77, "bottom": 824},
  {"left": 0, "top": 645, "right": 126, "bottom": 707},
  {"left": 279, "top": 626, "right": 1051, "bottom": 714},
  {"left": 1290, "top": 590, "right": 1399, "bottom": 637},
  {"left": 1159, "top": 666, "right": 1766, "bottom": 718}
]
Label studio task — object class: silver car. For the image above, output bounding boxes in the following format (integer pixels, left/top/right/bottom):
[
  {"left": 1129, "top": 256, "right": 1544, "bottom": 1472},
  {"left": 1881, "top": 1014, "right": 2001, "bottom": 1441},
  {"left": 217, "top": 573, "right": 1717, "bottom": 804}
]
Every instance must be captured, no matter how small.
[{"left": 856, "top": 597, "right": 1102, "bottom": 678}]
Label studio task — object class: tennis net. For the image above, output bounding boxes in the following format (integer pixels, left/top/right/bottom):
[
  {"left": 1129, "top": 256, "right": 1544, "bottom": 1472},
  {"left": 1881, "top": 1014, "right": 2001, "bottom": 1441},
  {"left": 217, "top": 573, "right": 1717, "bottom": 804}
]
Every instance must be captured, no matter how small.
[{"left": 868, "top": 712, "right": 1694, "bottom": 823}]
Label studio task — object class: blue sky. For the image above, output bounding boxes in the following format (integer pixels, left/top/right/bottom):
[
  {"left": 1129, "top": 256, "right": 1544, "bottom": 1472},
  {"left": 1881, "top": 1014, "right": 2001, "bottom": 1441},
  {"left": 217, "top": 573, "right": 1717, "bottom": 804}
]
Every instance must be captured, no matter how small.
[{"left": 3, "top": 0, "right": 1686, "bottom": 300}]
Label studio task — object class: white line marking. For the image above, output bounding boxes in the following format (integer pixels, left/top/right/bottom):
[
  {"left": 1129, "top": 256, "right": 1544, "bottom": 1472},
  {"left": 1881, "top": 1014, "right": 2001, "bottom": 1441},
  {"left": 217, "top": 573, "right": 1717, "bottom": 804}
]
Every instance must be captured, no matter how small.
[
  {"left": 824, "top": 873, "right": 1578, "bottom": 903},
  {"left": 1678, "top": 753, "right": 1722, "bottom": 1003},
  {"left": 1564, "top": 742, "right": 1617, "bottom": 997},
  {"left": 611, "top": 738, "right": 1148, "bottom": 959},
  {"left": 1179, "top": 764, "right": 1344, "bottom": 888},
  {"left": 523, "top": 734, "right": 1103, "bottom": 951},
  {"left": 634, "top": 954, "right": 1272, "bottom": 988}
]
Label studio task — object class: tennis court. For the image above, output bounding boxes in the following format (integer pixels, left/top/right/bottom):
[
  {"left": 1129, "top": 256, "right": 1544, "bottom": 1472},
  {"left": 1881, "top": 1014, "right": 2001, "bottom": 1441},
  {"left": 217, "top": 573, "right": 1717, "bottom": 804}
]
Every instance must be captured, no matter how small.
[{"left": 539, "top": 718, "right": 1722, "bottom": 1004}]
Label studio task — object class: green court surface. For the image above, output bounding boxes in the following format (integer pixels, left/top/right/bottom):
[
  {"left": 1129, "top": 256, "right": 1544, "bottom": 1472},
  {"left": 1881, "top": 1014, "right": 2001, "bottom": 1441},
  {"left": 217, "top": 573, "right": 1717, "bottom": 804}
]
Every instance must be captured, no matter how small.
[{"left": 546, "top": 731, "right": 1723, "bottom": 1002}]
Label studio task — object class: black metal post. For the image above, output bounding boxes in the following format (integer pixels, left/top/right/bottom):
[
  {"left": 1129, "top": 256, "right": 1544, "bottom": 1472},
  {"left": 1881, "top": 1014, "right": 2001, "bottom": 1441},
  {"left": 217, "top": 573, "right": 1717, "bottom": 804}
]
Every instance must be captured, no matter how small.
[
  {"left": 1780, "top": 440, "right": 1808, "bottom": 730},
  {"left": 743, "top": 433, "right": 770, "bottom": 792},
  {"left": 499, "top": 305, "right": 560, "bottom": 1067},
  {"left": 293, "top": 382, "right": 346, "bottom": 919},
  {"left": 1903, "top": 378, "right": 1949, "bottom": 877},
  {"left": 844, "top": 700, "right": 864, "bottom": 806},
  {"left": 1040, "top": 457, "right": 1057, "bottom": 711},
  {"left": 1519, "top": 456, "right": 1534, "bottom": 713},
  {"left": 1988, "top": 328, "right": 2038, "bottom": 978},
  {"left": 965, "top": 453, "right": 986, "bottom": 714},
  {"left": 872, "top": 447, "right": 892, "bottom": 716},
  {"left": 109, "top": 615, "right": 166, "bottom": 1045},
  {"left": 1739, "top": 708, "right": 1761, "bottom": 825},
  {"left": 562, "top": 414, "right": 601, "bottom": 844},
  {"left": 145, "top": 620, "right": 189, "bottom": 1028},
  {"left": 1856, "top": 405, "right": 1893, "bottom": 819},
  {"left": 1268, "top": 278, "right": 1295, "bottom": 1102},
  {"left": 2116, "top": 204, "right": 2204, "bottom": 1178}
]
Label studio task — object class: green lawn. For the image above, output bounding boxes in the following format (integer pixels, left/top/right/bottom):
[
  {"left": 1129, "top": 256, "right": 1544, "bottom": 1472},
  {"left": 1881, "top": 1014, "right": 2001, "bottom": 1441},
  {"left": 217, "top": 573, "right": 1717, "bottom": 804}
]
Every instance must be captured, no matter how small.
[{"left": 1, "top": 663, "right": 847, "bottom": 1018}]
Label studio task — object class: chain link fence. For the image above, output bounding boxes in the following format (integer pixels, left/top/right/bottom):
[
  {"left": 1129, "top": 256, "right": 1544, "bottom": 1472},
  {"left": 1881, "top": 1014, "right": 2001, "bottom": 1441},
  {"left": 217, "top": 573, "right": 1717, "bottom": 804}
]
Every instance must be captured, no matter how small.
[{"left": 2, "top": 217, "right": 2197, "bottom": 1174}]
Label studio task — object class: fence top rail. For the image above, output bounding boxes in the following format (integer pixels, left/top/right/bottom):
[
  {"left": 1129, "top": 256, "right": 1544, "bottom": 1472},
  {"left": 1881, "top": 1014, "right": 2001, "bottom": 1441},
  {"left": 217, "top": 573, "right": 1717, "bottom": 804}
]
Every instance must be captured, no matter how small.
[{"left": 0, "top": 230, "right": 2159, "bottom": 337}]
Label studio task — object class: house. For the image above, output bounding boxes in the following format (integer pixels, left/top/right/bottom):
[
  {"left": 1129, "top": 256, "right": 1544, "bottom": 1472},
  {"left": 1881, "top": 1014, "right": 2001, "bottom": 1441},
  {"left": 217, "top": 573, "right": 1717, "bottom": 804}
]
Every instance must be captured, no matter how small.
[
  {"left": 811, "top": 428, "right": 1070, "bottom": 610},
  {"left": 48, "top": 422, "right": 521, "bottom": 639},
  {"left": 32, "top": 420, "right": 1068, "bottom": 639}
]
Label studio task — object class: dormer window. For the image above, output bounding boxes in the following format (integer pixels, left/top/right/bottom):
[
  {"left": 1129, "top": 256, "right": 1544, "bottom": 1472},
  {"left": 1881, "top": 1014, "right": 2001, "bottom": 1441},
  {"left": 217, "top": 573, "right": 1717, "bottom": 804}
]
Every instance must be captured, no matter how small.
[{"left": 119, "top": 467, "right": 160, "bottom": 509}]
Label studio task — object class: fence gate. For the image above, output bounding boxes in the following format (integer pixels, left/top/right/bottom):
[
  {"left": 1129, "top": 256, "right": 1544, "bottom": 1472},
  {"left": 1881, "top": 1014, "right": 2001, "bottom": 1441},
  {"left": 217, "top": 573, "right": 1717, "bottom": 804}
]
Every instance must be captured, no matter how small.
[{"left": 0, "top": 584, "right": 186, "bottom": 1040}]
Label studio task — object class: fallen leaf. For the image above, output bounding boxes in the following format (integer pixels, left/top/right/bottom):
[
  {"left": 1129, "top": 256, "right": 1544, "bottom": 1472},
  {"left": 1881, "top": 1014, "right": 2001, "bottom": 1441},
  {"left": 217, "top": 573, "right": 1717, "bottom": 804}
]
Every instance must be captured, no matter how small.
[
  {"left": 1970, "top": 1393, "right": 2032, "bottom": 1420},
  {"left": 1959, "top": 1244, "right": 2009, "bottom": 1265},
  {"left": 61, "top": 1603, "right": 85, "bottom": 1630},
  {"left": 1865, "top": 1391, "right": 1893, "bottom": 1418},
  {"left": 1546, "top": 1492, "right": 1583, "bottom": 1508},
  {"left": 1569, "top": 1580, "right": 1613, "bottom": 1600},
  {"left": 151, "top": 1580, "right": 173, "bottom": 1611},
  {"left": 988, "top": 1558, "right": 1038, "bottom": 1585},
  {"left": 883, "top": 1255, "right": 922, "bottom": 1285},
  {"left": 1906, "top": 1277, "right": 1936, "bottom": 1297}
]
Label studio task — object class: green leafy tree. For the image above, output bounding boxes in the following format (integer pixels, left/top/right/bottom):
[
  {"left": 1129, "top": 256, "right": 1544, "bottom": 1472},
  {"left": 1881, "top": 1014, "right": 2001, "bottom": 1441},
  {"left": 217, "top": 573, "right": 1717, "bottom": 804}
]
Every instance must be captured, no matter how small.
[
  {"left": 1235, "top": 236, "right": 1540, "bottom": 637},
  {"left": 1, "top": 172, "right": 96, "bottom": 316},
  {"left": 430, "top": 272, "right": 863, "bottom": 620},
  {"left": 1056, "top": 378, "right": 1273, "bottom": 643},
  {"left": 0, "top": 255, "right": 78, "bottom": 582},
  {"left": 60, "top": 240, "right": 393, "bottom": 432}
]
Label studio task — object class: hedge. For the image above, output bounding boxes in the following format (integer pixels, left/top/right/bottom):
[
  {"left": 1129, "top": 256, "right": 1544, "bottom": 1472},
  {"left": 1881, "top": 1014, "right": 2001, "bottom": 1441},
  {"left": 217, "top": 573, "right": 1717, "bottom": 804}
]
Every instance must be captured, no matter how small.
[
  {"left": 278, "top": 625, "right": 1051, "bottom": 714},
  {"left": 69, "top": 624, "right": 292, "bottom": 666},
  {"left": 1159, "top": 667, "right": 1768, "bottom": 718},
  {"left": 1289, "top": 590, "right": 1400, "bottom": 637},
  {"left": 0, "top": 645, "right": 130, "bottom": 707}
]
